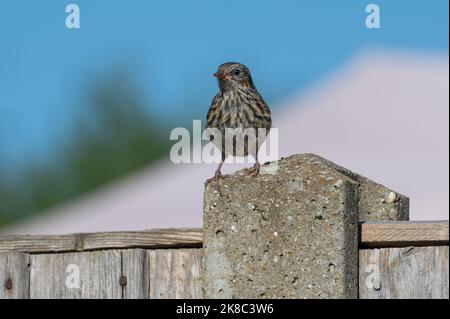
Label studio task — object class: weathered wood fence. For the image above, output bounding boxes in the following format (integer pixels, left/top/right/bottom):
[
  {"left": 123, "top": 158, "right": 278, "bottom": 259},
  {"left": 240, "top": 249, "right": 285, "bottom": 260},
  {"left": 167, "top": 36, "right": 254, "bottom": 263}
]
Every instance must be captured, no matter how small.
[
  {"left": 0, "top": 222, "right": 448, "bottom": 299},
  {"left": 1, "top": 154, "right": 448, "bottom": 299}
]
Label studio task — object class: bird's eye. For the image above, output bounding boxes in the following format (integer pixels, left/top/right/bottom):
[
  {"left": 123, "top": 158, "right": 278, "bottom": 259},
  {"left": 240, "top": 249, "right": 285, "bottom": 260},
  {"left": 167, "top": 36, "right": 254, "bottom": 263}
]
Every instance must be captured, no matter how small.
[{"left": 232, "top": 69, "right": 241, "bottom": 76}]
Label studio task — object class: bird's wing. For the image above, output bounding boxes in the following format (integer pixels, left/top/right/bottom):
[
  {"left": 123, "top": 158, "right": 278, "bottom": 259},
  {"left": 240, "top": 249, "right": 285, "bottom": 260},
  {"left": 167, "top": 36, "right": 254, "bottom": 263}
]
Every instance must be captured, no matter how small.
[
  {"left": 206, "top": 94, "right": 223, "bottom": 128},
  {"left": 252, "top": 92, "right": 272, "bottom": 129}
]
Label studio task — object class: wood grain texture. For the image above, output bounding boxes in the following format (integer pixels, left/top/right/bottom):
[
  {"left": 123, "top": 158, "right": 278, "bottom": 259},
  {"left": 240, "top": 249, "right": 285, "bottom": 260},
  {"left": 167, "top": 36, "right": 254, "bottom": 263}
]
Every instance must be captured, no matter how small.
[
  {"left": 1, "top": 223, "right": 448, "bottom": 299},
  {"left": 1, "top": 222, "right": 447, "bottom": 254},
  {"left": 121, "top": 249, "right": 149, "bottom": 299},
  {"left": 0, "top": 228, "right": 203, "bottom": 253},
  {"left": 360, "top": 221, "right": 449, "bottom": 247},
  {"left": 0, "top": 252, "right": 30, "bottom": 299},
  {"left": 359, "top": 246, "right": 449, "bottom": 299},
  {"left": 29, "top": 250, "right": 122, "bottom": 299},
  {"left": 149, "top": 249, "right": 203, "bottom": 299}
]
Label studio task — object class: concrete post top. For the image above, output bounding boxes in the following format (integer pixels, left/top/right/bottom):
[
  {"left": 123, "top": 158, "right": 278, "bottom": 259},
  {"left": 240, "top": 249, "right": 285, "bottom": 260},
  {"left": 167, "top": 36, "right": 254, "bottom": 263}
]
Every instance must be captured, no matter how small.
[
  {"left": 205, "top": 153, "right": 409, "bottom": 222},
  {"left": 203, "top": 153, "right": 360, "bottom": 298},
  {"left": 203, "top": 153, "right": 409, "bottom": 298}
]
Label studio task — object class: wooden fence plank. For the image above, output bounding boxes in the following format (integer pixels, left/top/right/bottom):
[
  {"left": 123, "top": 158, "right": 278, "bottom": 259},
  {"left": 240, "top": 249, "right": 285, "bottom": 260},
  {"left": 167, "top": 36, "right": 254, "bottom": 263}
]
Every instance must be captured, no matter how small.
[
  {"left": 121, "top": 249, "right": 149, "bottom": 299},
  {"left": 360, "top": 221, "right": 449, "bottom": 247},
  {"left": 1, "top": 223, "right": 448, "bottom": 299},
  {"left": 0, "top": 228, "right": 203, "bottom": 253},
  {"left": 149, "top": 249, "right": 202, "bottom": 299},
  {"left": 1, "top": 222, "right": 447, "bottom": 254},
  {"left": 359, "top": 246, "right": 449, "bottom": 299},
  {"left": 29, "top": 250, "right": 122, "bottom": 299},
  {"left": 0, "top": 252, "right": 30, "bottom": 299}
]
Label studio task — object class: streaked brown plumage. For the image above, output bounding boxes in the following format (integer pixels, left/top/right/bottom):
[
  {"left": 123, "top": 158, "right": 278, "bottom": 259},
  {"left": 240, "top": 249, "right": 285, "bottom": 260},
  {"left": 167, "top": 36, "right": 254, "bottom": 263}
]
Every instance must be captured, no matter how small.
[{"left": 206, "top": 62, "right": 271, "bottom": 183}]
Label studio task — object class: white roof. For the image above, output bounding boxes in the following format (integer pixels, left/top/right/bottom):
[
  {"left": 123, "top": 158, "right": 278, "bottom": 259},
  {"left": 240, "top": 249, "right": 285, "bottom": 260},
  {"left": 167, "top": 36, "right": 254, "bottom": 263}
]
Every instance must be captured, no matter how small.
[{"left": 2, "top": 49, "right": 448, "bottom": 235}]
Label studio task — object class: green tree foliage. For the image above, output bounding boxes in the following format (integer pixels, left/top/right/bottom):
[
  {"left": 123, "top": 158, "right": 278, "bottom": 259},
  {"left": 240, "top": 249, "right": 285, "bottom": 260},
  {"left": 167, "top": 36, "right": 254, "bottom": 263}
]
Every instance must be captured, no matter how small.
[{"left": 0, "top": 73, "right": 170, "bottom": 226}]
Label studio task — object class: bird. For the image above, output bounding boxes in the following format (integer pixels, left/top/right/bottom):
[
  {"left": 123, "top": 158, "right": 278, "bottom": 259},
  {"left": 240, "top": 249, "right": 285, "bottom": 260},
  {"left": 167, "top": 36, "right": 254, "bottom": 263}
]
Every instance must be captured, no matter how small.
[{"left": 205, "top": 62, "right": 272, "bottom": 183}]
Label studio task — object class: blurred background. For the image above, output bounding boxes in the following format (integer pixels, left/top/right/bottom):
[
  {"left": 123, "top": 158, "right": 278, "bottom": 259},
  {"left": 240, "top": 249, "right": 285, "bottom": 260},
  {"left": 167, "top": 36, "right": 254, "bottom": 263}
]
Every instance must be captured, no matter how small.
[{"left": 0, "top": 0, "right": 448, "bottom": 234}]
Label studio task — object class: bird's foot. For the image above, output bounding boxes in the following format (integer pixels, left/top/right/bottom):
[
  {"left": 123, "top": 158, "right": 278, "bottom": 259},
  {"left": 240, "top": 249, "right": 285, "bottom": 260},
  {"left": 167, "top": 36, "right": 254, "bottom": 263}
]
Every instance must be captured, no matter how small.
[
  {"left": 205, "top": 170, "right": 223, "bottom": 187},
  {"left": 247, "top": 162, "right": 260, "bottom": 177}
]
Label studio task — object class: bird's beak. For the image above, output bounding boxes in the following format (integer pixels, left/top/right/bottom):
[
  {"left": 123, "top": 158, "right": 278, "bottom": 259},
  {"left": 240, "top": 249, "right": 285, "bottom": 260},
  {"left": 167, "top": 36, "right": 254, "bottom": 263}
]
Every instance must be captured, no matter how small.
[{"left": 213, "top": 71, "right": 224, "bottom": 79}]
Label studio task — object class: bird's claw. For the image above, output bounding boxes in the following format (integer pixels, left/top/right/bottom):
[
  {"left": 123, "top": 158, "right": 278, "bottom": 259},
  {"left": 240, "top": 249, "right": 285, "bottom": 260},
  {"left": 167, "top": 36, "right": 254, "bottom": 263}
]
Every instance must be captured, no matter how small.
[
  {"left": 252, "top": 162, "right": 260, "bottom": 176},
  {"left": 205, "top": 170, "right": 222, "bottom": 187},
  {"left": 246, "top": 162, "right": 260, "bottom": 177}
]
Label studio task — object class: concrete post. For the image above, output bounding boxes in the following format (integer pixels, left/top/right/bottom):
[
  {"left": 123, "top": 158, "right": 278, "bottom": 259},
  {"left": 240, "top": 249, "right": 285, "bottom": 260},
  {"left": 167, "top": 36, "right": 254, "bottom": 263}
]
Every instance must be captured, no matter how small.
[{"left": 202, "top": 154, "right": 409, "bottom": 298}]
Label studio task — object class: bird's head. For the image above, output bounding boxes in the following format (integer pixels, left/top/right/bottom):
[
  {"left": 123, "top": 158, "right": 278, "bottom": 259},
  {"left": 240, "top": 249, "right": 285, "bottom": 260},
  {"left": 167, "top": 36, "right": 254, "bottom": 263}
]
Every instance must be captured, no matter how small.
[{"left": 214, "top": 62, "right": 255, "bottom": 91}]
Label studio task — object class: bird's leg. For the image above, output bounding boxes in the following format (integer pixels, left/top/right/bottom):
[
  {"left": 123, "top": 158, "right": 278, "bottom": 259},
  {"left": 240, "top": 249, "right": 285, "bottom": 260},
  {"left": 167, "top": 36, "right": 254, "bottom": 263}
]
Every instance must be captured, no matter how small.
[
  {"left": 205, "top": 153, "right": 225, "bottom": 186},
  {"left": 212, "top": 161, "right": 224, "bottom": 181},
  {"left": 252, "top": 157, "right": 260, "bottom": 176},
  {"left": 246, "top": 152, "right": 260, "bottom": 177}
]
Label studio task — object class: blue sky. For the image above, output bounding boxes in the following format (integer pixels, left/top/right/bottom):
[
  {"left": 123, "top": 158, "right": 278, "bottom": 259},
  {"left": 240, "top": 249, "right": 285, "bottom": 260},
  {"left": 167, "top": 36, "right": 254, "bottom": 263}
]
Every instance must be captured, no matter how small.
[{"left": 0, "top": 0, "right": 448, "bottom": 166}]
